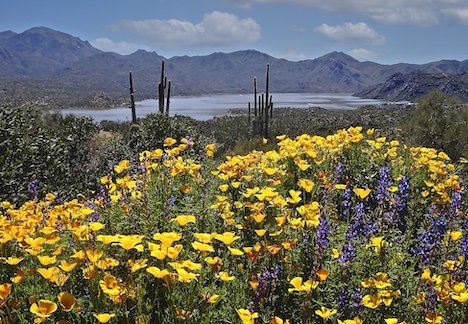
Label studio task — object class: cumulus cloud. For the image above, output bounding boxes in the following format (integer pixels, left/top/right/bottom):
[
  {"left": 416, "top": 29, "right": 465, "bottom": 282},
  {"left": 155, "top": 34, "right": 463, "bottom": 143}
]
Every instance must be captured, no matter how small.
[
  {"left": 315, "top": 22, "right": 386, "bottom": 45},
  {"left": 347, "top": 48, "right": 376, "bottom": 60},
  {"left": 91, "top": 38, "right": 150, "bottom": 55},
  {"left": 443, "top": 7, "right": 468, "bottom": 24},
  {"left": 229, "top": 0, "right": 468, "bottom": 26},
  {"left": 113, "top": 11, "right": 261, "bottom": 49}
]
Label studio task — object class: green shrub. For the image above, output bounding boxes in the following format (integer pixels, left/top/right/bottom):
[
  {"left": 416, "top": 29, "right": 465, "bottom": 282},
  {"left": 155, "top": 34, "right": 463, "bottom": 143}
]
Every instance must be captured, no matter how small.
[
  {"left": 0, "top": 106, "right": 100, "bottom": 202},
  {"left": 401, "top": 90, "right": 468, "bottom": 161}
]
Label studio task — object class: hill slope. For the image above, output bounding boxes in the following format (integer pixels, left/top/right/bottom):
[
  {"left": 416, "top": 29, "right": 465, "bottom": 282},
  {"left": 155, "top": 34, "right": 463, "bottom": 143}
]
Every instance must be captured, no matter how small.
[{"left": 355, "top": 72, "right": 468, "bottom": 101}]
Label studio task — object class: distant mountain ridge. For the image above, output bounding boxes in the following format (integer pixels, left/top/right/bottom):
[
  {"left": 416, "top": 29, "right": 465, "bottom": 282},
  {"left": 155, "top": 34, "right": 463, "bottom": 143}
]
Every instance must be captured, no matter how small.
[
  {"left": 355, "top": 72, "right": 468, "bottom": 101},
  {"left": 1, "top": 26, "right": 468, "bottom": 107}
]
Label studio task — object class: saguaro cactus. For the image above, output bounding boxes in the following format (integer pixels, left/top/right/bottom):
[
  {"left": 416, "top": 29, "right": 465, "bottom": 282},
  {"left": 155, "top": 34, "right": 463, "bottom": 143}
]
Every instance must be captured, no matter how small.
[
  {"left": 248, "top": 64, "right": 273, "bottom": 138},
  {"left": 158, "top": 61, "right": 166, "bottom": 114},
  {"left": 158, "top": 60, "right": 172, "bottom": 116},
  {"left": 129, "top": 71, "right": 137, "bottom": 124}
]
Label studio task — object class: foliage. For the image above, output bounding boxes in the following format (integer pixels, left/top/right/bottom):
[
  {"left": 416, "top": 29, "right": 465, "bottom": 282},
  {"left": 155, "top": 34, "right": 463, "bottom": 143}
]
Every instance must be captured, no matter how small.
[
  {"left": 400, "top": 90, "right": 468, "bottom": 161},
  {"left": 0, "top": 106, "right": 101, "bottom": 202},
  {"left": 0, "top": 127, "right": 465, "bottom": 323}
]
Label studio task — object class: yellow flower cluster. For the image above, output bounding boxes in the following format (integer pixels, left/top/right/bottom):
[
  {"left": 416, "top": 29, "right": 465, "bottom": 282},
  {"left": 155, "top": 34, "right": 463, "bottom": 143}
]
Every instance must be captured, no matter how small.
[{"left": 0, "top": 128, "right": 464, "bottom": 323}]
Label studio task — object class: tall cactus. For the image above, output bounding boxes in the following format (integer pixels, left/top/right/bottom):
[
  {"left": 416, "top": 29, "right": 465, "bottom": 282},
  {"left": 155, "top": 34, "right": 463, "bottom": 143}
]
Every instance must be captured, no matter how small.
[
  {"left": 248, "top": 64, "right": 273, "bottom": 137},
  {"left": 254, "top": 77, "right": 257, "bottom": 117},
  {"left": 158, "top": 60, "right": 171, "bottom": 115},
  {"left": 129, "top": 71, "right": 137, "bottom": 124},
  {"left": 158, "top": 61, "right": 166, "bottom": 114},
  {"left": 166, "top": 80, "right": 171, "bottom": 116}
]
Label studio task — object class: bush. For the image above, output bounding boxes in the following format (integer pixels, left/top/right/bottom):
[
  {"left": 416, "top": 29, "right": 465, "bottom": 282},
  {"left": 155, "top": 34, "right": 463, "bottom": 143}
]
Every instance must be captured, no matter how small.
[
  {"left": 401, "top": 90, "right": 468, "bottom": 161},
  {"left": 0, "top": 106, "right": 100, "bottom": 202}
]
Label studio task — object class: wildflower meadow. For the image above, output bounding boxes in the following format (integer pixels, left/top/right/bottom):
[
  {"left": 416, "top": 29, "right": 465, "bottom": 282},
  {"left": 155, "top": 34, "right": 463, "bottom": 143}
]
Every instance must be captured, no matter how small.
[{"left": 0, "top": 127, "right": 466, "bottom": 323}]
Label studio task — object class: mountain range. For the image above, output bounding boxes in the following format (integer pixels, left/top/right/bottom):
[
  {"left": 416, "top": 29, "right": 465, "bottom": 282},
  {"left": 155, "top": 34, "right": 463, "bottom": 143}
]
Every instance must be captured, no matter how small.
[{"left": 1, "top": 26, "right": 468, "bottom": 107}]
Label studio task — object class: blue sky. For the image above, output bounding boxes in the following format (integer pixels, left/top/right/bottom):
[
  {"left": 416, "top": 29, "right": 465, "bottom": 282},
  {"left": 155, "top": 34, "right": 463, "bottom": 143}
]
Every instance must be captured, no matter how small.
[{"left": 2, "top": 0, "right": 468, "bottom": 64}]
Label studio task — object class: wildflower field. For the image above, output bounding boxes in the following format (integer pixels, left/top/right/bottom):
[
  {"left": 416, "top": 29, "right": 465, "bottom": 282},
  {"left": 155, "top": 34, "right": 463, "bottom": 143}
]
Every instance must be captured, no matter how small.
[{"left": 0, "top": 127, "right": 466, "bottom": 323}]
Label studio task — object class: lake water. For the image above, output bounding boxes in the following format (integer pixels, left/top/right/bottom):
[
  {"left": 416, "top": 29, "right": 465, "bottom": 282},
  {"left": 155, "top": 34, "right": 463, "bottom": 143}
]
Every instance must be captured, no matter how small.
[{"left": 60, "top": 93, "right": 405, "bottom": 122}]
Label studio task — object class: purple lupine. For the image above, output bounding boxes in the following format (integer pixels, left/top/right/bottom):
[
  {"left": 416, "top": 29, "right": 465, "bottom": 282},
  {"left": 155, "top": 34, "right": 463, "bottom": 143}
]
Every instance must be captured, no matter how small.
[
  {"left": 316, "top": 216, "right": 330, "bottom": 249},
  {"left": 338, "top": 243, "right": 356, "bottom": 264},
  {"left": 412, "top": 207, "right": 448, "bottom": 268},
  {"left": 376, "top": 164, "right": 391, "bottom": 205},
  {"left": 424, "top": 285, "right": 438, "bottom": 313},
  {"left": 338, "top": 286, "right": 363, "bottom": 318},
  {"left": 28, "top": 179, "right": 39, "bottom": 199},
  {"left": 346, "top": 202, "right": 375, "bottom": 241},
  {"left": 341, "top": 188, "right": 352, "bottom": 218},
  {"left": 460, "top": 225, "right": 468, "bottom": 257},
  {"left": 334, "top": 162, "right": 343, "bottom": 182},
  {"left": 394, "top": 176, "right": 411, "bottom": 213},
  {"left": 254, "top": 265, "right": 281, "bottom": 308},
  {"left": 165, "top": 196, "right": 176, "bottom": 218},
  {"left": 449, "top": 191, "right": 462, "bottom": 218},
  {"left": 97, "top": 185, "right": 111, "bottom": 206}
]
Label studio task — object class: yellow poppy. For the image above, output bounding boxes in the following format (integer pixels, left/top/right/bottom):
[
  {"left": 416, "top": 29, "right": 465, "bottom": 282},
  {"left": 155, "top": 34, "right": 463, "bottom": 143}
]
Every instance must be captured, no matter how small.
[
  {"left": 335, "top": 184, "right": 347, "bottom": 190},
  {"left": 163, "top": 137, "right": 177, "bottom": 147},
  {"left": 58, "top": 291, "right": 76, "bottom": 312},
  {"left": 0, "top": 283, "right": 12, "bottom": 301},
  {"left": 288, "top": 277, "right": 319, "bottom": 293},
  {"left": 113, "top": 235, "right": 144, "bottom": 251},
  {"left": 86, "top": 249, "right": 104, "bottom": 263},
  {"left": 192, "top": 241, "right": 215, "bottom": 252},
  {"left": 96, "top": 235, "right": 120, "bottom": 245},
  {"left": 317, "top": 269, "right": 330, "bottom": 281},
  {"left": 176, "top": 268, "right": 199, "bottom": 283},
  {"left": 30, "top": 299, "right": 58, "bottom": 318},
  {"left": 37, "top": 255, "right": 57, "bottom": 266},
  {"left": 171, "top": 215, "right": 196, "bottom": 226},
  {"left": 194, "top": 232, "right": 216, "bottom": 243},
  {"left": 89, "top": 222, "right": 105, "bottom": 232},
  {"left": 216, "top": 271, "right": 236, "bottom": 281},
  {"left": 93, "top": 313, "right": 116, "bottom": 323},
  {"left": 153, "top": 232, "right": 182, "bottom": 247},
  {"left": 237, "top": 308, "right": 259, "bottom": 324},
  {"left": 214, "top": 232, "right": 240, "bottom": 245},
  {"left": 353, "top": 188, "right": 371, "bottom": 199},
  {"left": 5, "top": 257, "right": 24, "bottom": 266},
  {"left": 338, "top": 317, "right": 363, "bottom": 324},
  {"left": 315, "top": 306, "right": 337, "bottom": 319},
  {"left": 59, "top": 260, "right": 78, "bottom": 272},
  {"left": 114, "top": 160, "right": 130, "bottom": 173},
  {"left": 37, "top": 267, "right": 60, "bottom": 280},
  {"left": 99, "top": 274, "right": 122, "bottom": 296},
  {"left": 127, "top": 259, "right": 148, "bottom": 272},
  {"left": 146, "top": 267, "right": 170, "bottom": 279}
]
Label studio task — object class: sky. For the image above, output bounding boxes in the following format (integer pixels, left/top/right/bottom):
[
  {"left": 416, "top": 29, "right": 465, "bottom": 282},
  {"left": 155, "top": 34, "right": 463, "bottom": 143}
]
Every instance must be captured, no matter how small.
[{"left": 1, "top": 0, "right": 468, "bottom": 64}]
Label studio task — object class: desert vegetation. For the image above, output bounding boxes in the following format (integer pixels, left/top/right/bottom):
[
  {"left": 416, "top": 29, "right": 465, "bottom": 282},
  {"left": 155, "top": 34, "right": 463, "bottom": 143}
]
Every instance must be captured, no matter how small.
[{"left": 0, "top": 91, "right": 466, "bottom": 323}]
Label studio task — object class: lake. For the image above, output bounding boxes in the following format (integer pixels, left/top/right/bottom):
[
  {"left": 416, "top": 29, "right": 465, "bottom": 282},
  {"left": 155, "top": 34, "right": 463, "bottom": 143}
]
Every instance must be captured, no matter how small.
[{"left": 60, "top": 93, "right": 406, "bottom": 122}]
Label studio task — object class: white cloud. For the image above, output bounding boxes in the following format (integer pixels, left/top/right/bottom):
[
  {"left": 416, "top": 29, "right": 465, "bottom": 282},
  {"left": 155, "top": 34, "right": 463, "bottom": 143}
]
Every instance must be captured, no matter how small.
[
  {"left": 443, "top": 7, "right": 468, "bottom": 24},
  {"left": 347, "top": 48, "right": 376, "bottom": 60},
  {"left": 91, "top": 38, "right": 150, "bottom": 55},
  {"left": 229, "top": 0, "right": 468, "bottom": 26},
  {"left": 113, "top": 11, "right": 261, "bottom": 49},
  {"left": 315, "top": 22, "right": 386, "bottom": 44}
]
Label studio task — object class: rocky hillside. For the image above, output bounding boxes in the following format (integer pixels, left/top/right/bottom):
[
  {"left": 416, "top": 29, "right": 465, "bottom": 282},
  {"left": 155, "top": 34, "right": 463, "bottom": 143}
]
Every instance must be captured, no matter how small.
[
  {"left": 1, "top": 27, "right": 468, "bottom": 107},
  {"left": 355, "top": 72, "right": 468, "bottom": 102}
]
